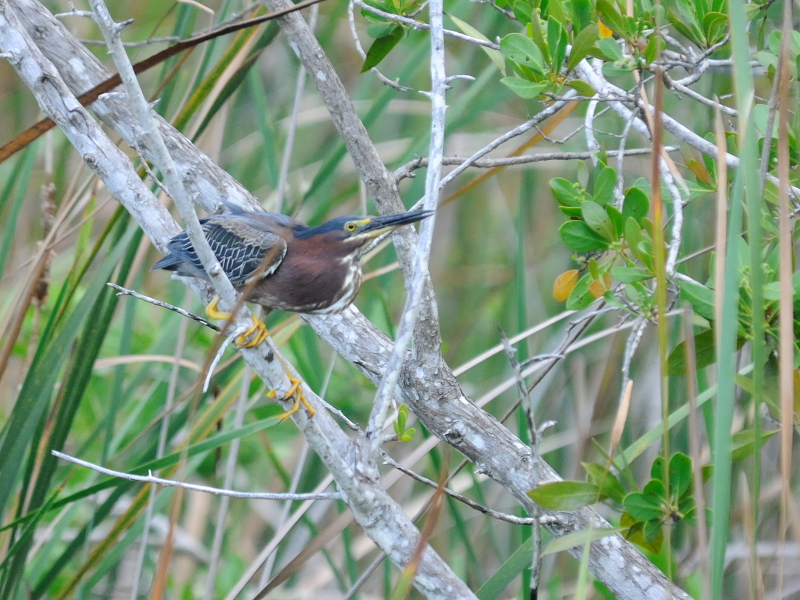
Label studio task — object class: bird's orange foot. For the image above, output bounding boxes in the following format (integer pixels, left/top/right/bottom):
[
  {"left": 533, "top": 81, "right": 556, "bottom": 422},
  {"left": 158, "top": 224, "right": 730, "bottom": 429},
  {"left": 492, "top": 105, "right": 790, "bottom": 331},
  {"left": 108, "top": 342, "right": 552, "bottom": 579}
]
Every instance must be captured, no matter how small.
[
  {"left": 235, "top": 316, "right": 269, "bottom": 348},
  {"left": 205, "top": 296, "right": 269, "bottom": 348},
  {"left": 268, "top": 373, "right": 316, "bottom": 420}
]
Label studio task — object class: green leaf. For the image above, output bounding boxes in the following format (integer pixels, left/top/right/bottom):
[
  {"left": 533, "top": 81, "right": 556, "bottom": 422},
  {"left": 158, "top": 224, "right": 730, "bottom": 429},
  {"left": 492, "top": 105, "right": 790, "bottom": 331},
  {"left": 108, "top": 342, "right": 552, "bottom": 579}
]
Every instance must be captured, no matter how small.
[
  {"left": 680, "top": 496, "right": 697, "bottom": 520},
  {"left": 651, "top": 455, "right": 666, "bottom": 482},
  {"left": 528, "top": 9, "right": 549, "bottom": 60},
  {"left": 476, "top": 537, "right": 533, "bottom": 600},
  {"left": 564, "top": 79, "right": 596, "bottom": 96},
  {"left": 399, "top": 428, "right": 416, "bottom": 441},
  {"left": 624, "top": 216, "right": 642, "bottom": 247},
  {"left": 637, "top": 238, "right": 654, "bottom": 271},
  {"left": 542, "top": 527, "right": 625, "bottom": 555},
  {"left": 546, "top": 0, "right": 566, "bottom": 24},
  {"left": 669, "top": 452, "right": 693, "bottom": 499},
  {"left": 560, "top": 220, "right": 610, "bottom": 251},
  {"left": 361, "top": 26, "right": 404, "bottom": 72},
  {"left": 501, "top": 77, "right": 548, "bottom": 98},
  {"left": 569, "top": 0, "right": 592, "bottom": 33},
  {"left": 667, "top": 7, "right": 705, "bottom": 47},
  {"left": 624, "top": 492, "right": 664, "bottom": 522},
  {"left": 513, "top": 0, "right": 533, "bottom": 24},
  {"left": 588, "top": 257, "right": 600, "bottom": 280},
  {"left": 764, "top": 270, "right": 800, "bottom": 300},
  {"left": 551, "top": 177, "right": 586, "bottom": 217},
  {"left": 567, "top": 272, "right": 598, "bottom": 309},
  {"left": 582, "top": 201, "right": 616, "bottom": 241},
  {"left": 623, "top": 518, "right": 663, "bottom": 553},
  {"left": 596, "top": 0, "right": 626, "bottom": 37},
  {"left": 592, "top": 164, "right": 617, "bottom": 206},
  {"left": 678, "top": 278, "right": 715, "bottom": 322},
  {"left": 703, "top": 11, "right": 728, "bottom": 45},
  {"left": 528, "top": 480, "right": 602, "bottom": 510},
  {"left": 547, "top": 17, "right": 568, "bottom": 68},
  {"left": 567, "top": 23, "right": 599, "bottom": 72},
  {"left": 643, "top": 518, "right": 663, "bottom": 542},
  {"left": 667, "top": 329, "right": 716, "bottom": 375},
  {"left": 612, "top": 266, "right": 652, "bottom": 283},
  {"left": 643, "top": 478, "right": 667, "bottom": 499},
  {"left": 606, "top": 203, "right": 623, "bottom": 237},
  {"left": 582, "top": 462, "right": 626, "bottom": 503},
  {"left": 643, "top": 35, "right": 665, "bottom": 66},
  {"left": 731, "top": 428, "right": 779, "bottom": 461},
  {"left": 754, "top": 50, "right": 778, "bottom": 71},
  {"left": 366, "top": 21, "right": 398, "bottom": 39},
  {"left": 743, "top": 3, "right": 762, "bottom": 19},
  {"left": 622, "top": 186, "right": 650, "bottom": 223},
  {"left": 501, "top": 33, "right": 546, "bottom": 74},
  {"left": 551, "top": 177, "right": 582, "bottom": 206}
]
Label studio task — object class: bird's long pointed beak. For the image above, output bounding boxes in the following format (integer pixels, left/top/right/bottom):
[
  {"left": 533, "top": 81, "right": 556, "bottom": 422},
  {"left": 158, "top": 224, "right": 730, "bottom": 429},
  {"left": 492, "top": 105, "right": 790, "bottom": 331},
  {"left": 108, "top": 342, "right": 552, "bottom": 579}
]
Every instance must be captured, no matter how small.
[{"left": 360, "top": 209, "right": 435, "bottom": 237}]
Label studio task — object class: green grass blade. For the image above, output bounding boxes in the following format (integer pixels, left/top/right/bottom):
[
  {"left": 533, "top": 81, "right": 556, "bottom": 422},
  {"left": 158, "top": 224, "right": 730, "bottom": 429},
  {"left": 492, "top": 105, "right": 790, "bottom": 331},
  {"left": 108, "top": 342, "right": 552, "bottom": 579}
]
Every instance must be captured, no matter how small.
[{"left": 476, "top": 536, "right": 534, "bottom": 600}]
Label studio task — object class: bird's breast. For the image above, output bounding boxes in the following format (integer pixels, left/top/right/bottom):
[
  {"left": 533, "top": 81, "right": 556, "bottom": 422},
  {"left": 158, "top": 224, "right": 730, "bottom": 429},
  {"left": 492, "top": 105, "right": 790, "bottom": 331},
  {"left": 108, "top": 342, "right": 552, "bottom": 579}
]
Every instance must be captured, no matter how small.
[{"left": 246, "top": 254, "right": 363, "bottom": 314}]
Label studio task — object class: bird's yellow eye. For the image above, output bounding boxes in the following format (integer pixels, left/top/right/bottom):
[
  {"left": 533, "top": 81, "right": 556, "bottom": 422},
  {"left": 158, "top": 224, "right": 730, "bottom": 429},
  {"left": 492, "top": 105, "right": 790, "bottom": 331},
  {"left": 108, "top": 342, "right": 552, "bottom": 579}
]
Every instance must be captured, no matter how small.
[{"left": 345, "top": 221, "right": 357, "bottom": 232}]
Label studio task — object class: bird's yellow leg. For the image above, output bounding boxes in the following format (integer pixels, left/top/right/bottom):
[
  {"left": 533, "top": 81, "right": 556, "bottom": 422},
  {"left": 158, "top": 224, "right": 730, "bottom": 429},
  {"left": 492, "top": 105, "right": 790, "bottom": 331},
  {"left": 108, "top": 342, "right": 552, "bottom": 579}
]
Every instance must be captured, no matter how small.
[
  {"left": 205, "top": 295, "right": 231, "bottom": 320},
  {"left": 205, "top": 296, "right": 269, "bottom": 348},
  {"left": 267, "top": 366, "right": 316, "bottom": 421}
]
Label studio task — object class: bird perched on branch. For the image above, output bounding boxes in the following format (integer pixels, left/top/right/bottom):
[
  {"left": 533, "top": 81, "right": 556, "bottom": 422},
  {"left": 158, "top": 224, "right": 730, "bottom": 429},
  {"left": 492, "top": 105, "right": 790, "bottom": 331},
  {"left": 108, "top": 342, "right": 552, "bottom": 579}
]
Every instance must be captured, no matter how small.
[{"left": 153, "top": 204, "right": 434, "bottom": 418}]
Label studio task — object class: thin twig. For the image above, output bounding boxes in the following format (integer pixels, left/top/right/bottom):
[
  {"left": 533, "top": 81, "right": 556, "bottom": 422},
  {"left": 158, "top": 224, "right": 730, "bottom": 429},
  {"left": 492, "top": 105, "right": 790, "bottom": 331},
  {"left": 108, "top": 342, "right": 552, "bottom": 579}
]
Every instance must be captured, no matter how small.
[
  {"left": 352, "top": 0, "right": 500, "bottom": 49},
  {"left": 436, "top": 91, "right": 578, "bottom": 191},
  {"left": 382, "top": 453, "right": 537, "bottom": 525},
  {"left": 108, "top": 283, "right": 220, "bottom": 331},
  {"left": 52, "top": 451, "right": 343, "bottom": 500},
  {"left": 394, "top": 146, "right": 677, "bottom": 181}
]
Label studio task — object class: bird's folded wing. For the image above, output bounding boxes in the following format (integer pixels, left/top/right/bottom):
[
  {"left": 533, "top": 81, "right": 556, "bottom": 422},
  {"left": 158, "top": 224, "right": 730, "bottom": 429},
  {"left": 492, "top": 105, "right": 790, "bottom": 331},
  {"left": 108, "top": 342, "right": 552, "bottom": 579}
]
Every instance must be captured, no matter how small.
[{"left": 205, "top": 218, "right": 288, "bottom": 284}]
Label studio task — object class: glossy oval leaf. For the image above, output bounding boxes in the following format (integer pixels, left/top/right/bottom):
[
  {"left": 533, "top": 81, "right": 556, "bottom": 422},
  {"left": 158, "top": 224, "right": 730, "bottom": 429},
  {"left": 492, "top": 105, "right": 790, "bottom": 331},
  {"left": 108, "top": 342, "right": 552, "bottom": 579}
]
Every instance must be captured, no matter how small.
[
  {"left": 678, "top": 278, "right": 715, "bottom": 322},
  {"left": 666, "top": 328, "right": 716, "bottom": 375},
  {"left": 567, "top": 23, "right": 599, "bottom": 72},
  {"left": 669, "top": 452, "right": 693, "bottom": 498},
  {"left": 622, "top": 186, "right": 650, "bottom": 223},
  {"left": 501, "top": 76, "right": 548, "bottom": 98},
  {"left": 500, "top": 33, "right": 545, "bottom": 74},
  {"left": 528, "top": 480, "right": 603, "bottom": 510},
  {"left": 623, "top": 492, "right": 664, "bottom": 522},
  {"left": 362, "top": 26, "right": 404, "bottom": 72},
  {"left": 567, "top": 272, "right": 598, "bottom": 309},
  {"left": 612, "top": 266, "right": 652, "bottom": 283},
  {"left": 560, "top": 220, "right": 610, "bottom": 251},
  {"left": 582, "top": 201, "right": 616, "bottom": 241}
]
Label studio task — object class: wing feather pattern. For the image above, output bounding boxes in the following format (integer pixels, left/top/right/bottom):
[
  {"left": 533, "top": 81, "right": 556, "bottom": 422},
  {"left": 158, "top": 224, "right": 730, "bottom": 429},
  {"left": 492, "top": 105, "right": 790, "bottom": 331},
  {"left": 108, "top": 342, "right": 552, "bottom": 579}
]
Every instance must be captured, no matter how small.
[{"left": 157, "top": 215, "right": 288, "bottom": 285}]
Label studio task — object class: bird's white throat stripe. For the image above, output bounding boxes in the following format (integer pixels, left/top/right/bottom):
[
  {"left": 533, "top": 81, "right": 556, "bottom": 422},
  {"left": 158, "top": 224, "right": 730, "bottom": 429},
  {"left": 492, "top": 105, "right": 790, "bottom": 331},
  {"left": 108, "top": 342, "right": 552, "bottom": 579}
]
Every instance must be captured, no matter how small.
[{"left": 317, "top": 263, "right": 360, "bottom": 314}]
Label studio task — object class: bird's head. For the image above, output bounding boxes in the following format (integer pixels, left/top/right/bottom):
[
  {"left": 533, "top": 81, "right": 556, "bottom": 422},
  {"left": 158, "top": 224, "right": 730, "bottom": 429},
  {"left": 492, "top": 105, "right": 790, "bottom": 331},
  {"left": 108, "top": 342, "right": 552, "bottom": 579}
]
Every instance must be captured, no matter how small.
[{"left": 295, "top": 210, "right": 435, "bottom": 258}]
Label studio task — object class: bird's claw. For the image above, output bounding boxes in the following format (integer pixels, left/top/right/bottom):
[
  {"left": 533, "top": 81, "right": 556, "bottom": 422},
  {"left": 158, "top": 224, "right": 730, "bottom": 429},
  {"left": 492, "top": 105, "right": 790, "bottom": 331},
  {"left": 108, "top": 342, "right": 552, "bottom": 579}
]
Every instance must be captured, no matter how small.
[
  {"left": 268, "top": 373, "right": 316, "bottom": 420},
  {"left": 235, "top": 316, "right": 269, "bottom": 348},
  {"left": 205, "top": 296, "right": 269, "bottom": 348}
]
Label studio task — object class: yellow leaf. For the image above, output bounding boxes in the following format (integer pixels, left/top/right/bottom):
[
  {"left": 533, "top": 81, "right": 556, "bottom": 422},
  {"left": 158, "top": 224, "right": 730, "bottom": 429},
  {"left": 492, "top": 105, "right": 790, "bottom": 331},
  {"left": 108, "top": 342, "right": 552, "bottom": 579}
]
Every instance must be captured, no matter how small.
[
  {"left": 553, "top": 269, "right": 579, "bottom": 302},
  {"left": 589, "top": 279, "right": 607, "bottom": 298},
  {"left": 598, "top": 19, "right": 614, "bottom": 38}
]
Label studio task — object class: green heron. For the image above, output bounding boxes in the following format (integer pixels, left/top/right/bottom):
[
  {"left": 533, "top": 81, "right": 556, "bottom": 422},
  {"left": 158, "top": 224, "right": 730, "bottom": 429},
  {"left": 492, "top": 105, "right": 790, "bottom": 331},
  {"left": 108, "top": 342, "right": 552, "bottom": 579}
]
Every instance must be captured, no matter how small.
[{"left": 153, "top": 205, "right": 434, "bottom": 418}]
